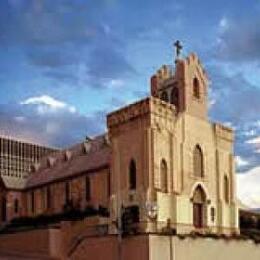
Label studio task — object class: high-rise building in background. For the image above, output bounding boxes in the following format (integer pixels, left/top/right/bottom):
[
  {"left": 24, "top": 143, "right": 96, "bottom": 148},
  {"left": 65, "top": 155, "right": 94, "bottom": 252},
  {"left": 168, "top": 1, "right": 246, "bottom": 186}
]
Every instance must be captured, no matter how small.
[{"left": 0, "top": 136, "right": 57, "bottom": 189}]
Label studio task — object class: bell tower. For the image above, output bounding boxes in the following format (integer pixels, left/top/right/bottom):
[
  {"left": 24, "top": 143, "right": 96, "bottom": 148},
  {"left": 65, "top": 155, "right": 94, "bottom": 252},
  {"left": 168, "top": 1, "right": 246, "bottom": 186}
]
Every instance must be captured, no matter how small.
[{"left": 150, "top": 49, "right": 209, "bottom": 120}]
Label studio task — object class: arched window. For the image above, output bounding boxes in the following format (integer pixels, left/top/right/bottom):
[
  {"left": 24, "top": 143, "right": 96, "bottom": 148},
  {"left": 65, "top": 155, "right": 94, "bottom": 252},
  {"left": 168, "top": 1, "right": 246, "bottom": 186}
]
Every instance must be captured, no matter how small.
[
  {"left": 160, "top": 159, "right": 168, "bottom": 193},
  {"left": 129, "top": 160, "right": 137, "bottom": 190},
  {"left": 46, "top": 186, "right": 51, "bottom": 209},
  {"left": 170, "top": 87, "right": 179, "bottom": 109},
  {"left": 85, "top": 176, "right": 91, "bottom": 201},
  {"left": 161, "top": 91, "right": 169, "bottom": 102},
  {"left": 193, "top": 78, "right": 200, "bottom": 98},
  {"left": 194, "top": 145, "right": 204, "bottom": 177},
  {"left": 14, "top": 199, "right": 19, "bottom": 214},
  {"left": 65, "top": 182, "right": 70, "bottom": 204},
  {"left": 224, "top": 175, "right": 229, "bottom": 203},
  {"left": 1, "top": 197, "right": 7, "bottom": 221},
  {"left": 30, "top": 191, "right": 35, "bottom": 213}
]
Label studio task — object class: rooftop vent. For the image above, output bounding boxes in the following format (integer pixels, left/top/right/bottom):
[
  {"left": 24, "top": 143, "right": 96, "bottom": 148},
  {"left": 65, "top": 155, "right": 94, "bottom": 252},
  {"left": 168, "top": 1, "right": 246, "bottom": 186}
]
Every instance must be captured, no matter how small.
[
  {"left": 30, "top": 163, "right": 40, "bottom": 173},
  {"left": 64, "top": 150, "right": 72, "bottom": 161},
  {"left": 83, "top": 142, "right": 91, "bottom": 154},
  {"left": 47, "top": 157, "right": 56, "bottom": 168}
]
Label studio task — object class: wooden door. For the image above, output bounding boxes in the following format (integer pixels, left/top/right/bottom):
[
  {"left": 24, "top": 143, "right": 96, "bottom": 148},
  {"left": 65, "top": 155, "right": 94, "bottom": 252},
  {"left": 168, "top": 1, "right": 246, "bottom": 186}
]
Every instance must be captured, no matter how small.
[{"left": 193, "top": 203, "right": 203, "bottom": 228}]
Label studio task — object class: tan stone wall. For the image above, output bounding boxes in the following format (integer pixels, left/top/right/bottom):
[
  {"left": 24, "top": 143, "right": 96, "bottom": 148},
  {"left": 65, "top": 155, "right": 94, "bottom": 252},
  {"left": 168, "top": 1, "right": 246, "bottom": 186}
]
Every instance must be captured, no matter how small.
[{"left": 108, "top": 95, "right": 238, "bottom": 234}]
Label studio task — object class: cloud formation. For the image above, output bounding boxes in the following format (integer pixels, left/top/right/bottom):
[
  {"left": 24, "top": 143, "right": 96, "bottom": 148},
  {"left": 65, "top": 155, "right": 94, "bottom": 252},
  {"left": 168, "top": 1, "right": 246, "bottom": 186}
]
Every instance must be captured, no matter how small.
[
  {"left": 237, "top": 167, "right": 260, "bottom": 208},
  {"left": 0, "top": 0, "right": 134, "bottom": 89},
  {"left": 0, "top": 95, "right": 105, "bottom": 147},
  {"left": 216, "top": 16, "right": 260, "bottom": 62}
]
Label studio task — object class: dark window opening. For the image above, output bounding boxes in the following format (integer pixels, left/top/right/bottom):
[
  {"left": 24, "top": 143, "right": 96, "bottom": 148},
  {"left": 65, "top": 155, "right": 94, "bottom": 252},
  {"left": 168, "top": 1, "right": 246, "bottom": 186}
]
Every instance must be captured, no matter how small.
[
  {"left": 193, "top": 78, "right": 200, "bottom": 98},
  {"left": 129, "top": 160, "right": 137, "bottom": 190},
  {"left": 14, "top": 199, "right": 19, "bottom": 214},
  {"left": 85, "top": 176, "right": 91, "bottom": 201},
  {"left": 1, "top": 197, "right": 7, "bottom": 221},
  {"left": 31, "top": 192, "right": 35, "bottom": 213},
  {"left": 160, "top": 159, "right": 168, "bottom": 193},
  {"left": 46, "top": 186, "right": 51, "bottom": 209},
  {"left": 224, "top": 175, "right": 229, "bottom": 204},
  {"left": 161, "top": 91, "right": 169, "bottom": 102},
  {"left": 170, "top": 87, "right": 179, "bottom": 109},
  {"left": 65, "top": 182, "right": 70, "bottom": 204},
  {"left": 194, "top": 145, "right": 204, "bottom": 178}
]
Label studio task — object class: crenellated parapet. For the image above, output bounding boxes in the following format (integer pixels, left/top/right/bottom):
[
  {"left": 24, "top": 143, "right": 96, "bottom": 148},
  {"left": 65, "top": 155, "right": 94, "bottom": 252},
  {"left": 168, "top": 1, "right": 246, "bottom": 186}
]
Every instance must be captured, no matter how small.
[
  {"left": 107, "top": 97, "right": 176, "bottom": 129},
  {"left": 214, "top": 123, "right": 234, "bottom": 142}
]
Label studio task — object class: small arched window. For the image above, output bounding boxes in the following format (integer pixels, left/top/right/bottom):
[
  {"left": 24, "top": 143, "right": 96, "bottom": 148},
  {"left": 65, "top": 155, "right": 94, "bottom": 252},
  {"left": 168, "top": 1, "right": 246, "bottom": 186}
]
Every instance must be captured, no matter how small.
[
  {"left": 65, "top": 182, "right": 70, "bottom": 204},
  {"left": 193, "top": 78, "right": 200, "bottom": 98},
  {"left": 46, "top": 186, "right": 51, "bottom": 209},
  {"left": 160, "top": 159, "right": 168, "bottom": 193},
  {"left": 224, "top": 175, "right": 229, "bottom": 203},
  {"left": 170, "top": 87, "right": 179, "bottom": 109},
  {"left": 1, "top": 197, "right": 7, "bottom": 221},
  {"left": 161, "top": 91, "right": 169, "bottom": 102},
  {"left": 129, "top": 160, "right": 137, "bottom": 190},
  {"left": 14, "top": 199, "right": 19, "bottom": 214},
  {"left": 194, "top": 145, "right": 204, "bottom": 177},
  {"left": 30, "top": 191, "right": 35, "bottom": 213},
  {"left": 85, "top": 176, "right": 91, "bottom": 201}
]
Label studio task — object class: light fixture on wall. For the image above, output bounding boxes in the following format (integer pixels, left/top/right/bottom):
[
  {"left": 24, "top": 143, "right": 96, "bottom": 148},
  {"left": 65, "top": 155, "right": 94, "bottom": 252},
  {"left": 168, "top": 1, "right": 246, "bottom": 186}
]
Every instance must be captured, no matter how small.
[{"left": 146, "top": 201, "right": 158, "bottom": 220}]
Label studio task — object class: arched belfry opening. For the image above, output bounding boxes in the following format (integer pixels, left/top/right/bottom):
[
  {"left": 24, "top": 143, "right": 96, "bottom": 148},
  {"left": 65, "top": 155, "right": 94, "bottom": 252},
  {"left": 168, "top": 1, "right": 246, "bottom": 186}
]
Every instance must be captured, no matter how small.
[
  {"left": 192, "top": 185, "right": 207, "bottom": 228},
  {"left": 161, "top": 91, "right": 169, "bottom": 103},
  {"left": 170, "top": 87, "right": 179, "bottom": 110},
  {"left": 193, "top": 77, "right": 200, "bottom": 98}
]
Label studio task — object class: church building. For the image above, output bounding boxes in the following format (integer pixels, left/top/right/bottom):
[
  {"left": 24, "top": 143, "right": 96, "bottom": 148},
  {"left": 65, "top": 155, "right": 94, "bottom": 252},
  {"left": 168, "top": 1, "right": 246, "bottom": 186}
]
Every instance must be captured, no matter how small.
[{"left": 0, "top": 50, "right": 241, "bottom": 259}]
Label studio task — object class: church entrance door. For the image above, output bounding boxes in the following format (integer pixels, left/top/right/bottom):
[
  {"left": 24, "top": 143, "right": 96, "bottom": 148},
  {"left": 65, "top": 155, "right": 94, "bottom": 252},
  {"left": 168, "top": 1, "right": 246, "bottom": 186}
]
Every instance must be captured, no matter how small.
[
  {"left": 192, "top": 185, "right": 206, "bottom": 229},
  {"left": 193, "top": 203, "right": 203, "bottom": 228}
]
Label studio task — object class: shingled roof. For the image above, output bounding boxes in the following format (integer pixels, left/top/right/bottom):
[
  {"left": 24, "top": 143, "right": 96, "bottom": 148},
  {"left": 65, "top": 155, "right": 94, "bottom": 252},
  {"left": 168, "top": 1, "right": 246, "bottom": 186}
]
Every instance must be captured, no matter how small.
[{"left": 25, "top": 134, "right": 111, "bottom": 189}]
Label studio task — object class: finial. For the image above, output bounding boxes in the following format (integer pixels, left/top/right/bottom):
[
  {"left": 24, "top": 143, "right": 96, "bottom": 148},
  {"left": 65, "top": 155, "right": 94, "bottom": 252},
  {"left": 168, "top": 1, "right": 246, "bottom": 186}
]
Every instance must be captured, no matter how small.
[{"left": 174, "top": 40, "right": 183, "bottom": 62}]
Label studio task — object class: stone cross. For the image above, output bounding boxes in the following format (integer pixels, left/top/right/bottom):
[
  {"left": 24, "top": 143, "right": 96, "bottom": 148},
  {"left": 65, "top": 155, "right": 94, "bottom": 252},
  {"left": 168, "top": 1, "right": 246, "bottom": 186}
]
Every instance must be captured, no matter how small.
[{"left": 174, "top": 40, "right": 183, "bottom": 60}]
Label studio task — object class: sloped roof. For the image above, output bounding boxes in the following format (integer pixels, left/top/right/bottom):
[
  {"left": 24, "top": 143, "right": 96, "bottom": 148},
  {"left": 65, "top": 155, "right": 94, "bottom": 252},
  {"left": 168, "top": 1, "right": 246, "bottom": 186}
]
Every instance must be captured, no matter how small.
[{"left": 25, "top": 134, "right": 111, "bottom": 189}]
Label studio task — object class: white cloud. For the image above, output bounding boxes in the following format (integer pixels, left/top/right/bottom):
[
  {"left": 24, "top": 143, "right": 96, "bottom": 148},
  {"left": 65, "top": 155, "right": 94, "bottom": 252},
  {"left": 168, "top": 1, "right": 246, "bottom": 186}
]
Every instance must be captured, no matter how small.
[
  {"left": 208, "top": 98, "right": 216, "bottom": 108},
  {"left": 107, "top": 79, "right": 125, "bottom": 89},
  {"left": 237, "top": 166, "right": 260, "bottom": 208},
  {"left": 14, "top": 116, "right": 26, "bottom": 123},
  {"left": 219, "top": 17, "right": 229, "bottom": 31},
  {"left": 21, "top": 95, "right": 76, "bottom": 114},
  {"left": 243, "top": 129, "right": 256, "bottom": 137},
  {"left": 223, "top": 121, "right": 235, "bottom": 129},
  {"left": 236, "top": 156, "right": 249, "bottom": 167},
  {"left": 246, "top": 136, "right": 260, "bottom": 145}
]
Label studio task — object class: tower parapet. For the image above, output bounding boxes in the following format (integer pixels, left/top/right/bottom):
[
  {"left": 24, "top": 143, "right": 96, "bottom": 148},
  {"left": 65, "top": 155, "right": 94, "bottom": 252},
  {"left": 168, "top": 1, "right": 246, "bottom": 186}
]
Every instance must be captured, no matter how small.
[{"left": 150, "top": 53, "right": 209, "bottom": 119}]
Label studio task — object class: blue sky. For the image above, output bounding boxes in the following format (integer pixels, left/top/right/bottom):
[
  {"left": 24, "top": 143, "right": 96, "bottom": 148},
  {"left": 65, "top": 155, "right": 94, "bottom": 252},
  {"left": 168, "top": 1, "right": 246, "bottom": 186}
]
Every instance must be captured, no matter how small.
[{"left": 0, "top": 0, "right": 260, "bottom": 206}]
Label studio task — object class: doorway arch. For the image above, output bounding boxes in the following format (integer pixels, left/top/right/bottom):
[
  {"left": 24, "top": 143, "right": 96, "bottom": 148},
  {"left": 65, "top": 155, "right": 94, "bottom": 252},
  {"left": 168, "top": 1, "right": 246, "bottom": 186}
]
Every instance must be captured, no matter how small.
[{"left": 192, "top": 185, "right": 206, "bottom": 228}]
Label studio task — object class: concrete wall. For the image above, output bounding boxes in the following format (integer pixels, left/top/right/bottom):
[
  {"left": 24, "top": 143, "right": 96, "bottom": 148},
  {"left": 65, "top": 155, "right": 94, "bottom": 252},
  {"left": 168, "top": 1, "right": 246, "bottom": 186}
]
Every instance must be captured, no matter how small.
[
  {"left": 149, "top": 235, "right": 260, "bottom": 260},
  {"left": 70, "top": 234, "right": 260, "bottom": 260}
]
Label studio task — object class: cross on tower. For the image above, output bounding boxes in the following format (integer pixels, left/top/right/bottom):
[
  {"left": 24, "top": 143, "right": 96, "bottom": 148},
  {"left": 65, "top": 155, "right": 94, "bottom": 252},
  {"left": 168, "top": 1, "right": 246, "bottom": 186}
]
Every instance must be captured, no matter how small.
[{"left": 174, "top": 40, "right": 183, "bottom": 60}]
